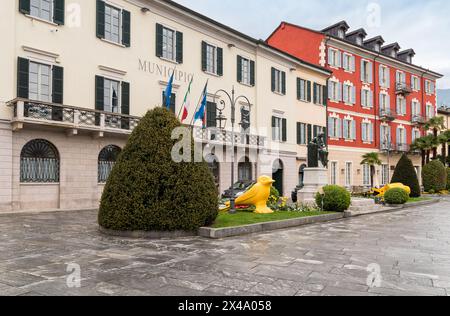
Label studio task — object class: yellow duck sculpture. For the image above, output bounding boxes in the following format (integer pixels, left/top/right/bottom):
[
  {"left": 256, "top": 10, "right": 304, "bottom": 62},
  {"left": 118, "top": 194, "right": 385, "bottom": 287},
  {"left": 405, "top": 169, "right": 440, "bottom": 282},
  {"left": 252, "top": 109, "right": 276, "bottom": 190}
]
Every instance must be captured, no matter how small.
[
  {"left": 373, "top": 183, "right": 411, "bottom": 197},
  {"left": 222, "top": 175, "right": 275, "bottom": 214}
]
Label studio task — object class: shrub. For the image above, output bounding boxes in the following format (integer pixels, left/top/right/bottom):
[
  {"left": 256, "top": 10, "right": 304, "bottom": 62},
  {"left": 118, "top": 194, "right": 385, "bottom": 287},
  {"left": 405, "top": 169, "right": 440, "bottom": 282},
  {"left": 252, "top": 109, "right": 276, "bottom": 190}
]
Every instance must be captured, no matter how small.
[
  {"left": 268, "top": 186, "right": 280, "bottom": 206},
  {"left": 98, "top": 108, "right": 218, "bottom": 232},
  {"left": 391, "top": 154, "right": 421, "bottom": 197},
  {"left": 447, "top": 168, "right": 450, "bottom": 190},
  {"left": 384, "top": 188, "right": 409, "bottom": 205},
  {"left": 315, "top": 185, "right": 351, "bottom": 212},
  {"left": 422, "top": 160, "right": 447, "bottom": 193}
]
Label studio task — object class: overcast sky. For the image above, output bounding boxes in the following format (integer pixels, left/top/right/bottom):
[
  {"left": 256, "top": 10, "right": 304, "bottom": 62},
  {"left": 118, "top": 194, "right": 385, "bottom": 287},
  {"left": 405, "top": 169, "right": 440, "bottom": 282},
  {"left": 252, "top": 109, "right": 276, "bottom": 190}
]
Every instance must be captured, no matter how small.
[{"left": 174, "top": 0, "right": 449, "bottom": 88}]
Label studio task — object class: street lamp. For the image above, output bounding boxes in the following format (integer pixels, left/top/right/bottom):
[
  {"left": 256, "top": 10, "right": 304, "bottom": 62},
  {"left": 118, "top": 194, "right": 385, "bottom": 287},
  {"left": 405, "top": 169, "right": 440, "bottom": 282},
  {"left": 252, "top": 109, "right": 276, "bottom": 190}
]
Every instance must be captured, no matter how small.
[{"left": 213, "top": 86, "right": 252, "bottom": 214}]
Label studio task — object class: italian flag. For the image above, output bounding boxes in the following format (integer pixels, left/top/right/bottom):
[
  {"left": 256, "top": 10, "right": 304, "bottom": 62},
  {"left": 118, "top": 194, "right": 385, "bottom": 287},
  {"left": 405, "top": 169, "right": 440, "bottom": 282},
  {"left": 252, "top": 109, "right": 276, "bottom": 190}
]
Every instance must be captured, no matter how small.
[{"left": 181, "top": 78, "right": 193, "bottom": 123}]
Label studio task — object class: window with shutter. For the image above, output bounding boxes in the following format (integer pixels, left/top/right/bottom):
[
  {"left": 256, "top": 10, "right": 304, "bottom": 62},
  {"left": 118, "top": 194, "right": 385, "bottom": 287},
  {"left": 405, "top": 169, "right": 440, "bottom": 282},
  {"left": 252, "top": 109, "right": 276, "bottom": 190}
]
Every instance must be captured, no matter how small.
[
  {"left": 206, "top": 102, "right": 217, "bottom": 128},
  {"left": 17, "top": 57, "right": 30, "bottom": 99},
  {"left": 176, "top": 31, "right": 183, "bottom": 63},
  {"left": 121, "top": 81, "right": 130, "bottom": 129}
]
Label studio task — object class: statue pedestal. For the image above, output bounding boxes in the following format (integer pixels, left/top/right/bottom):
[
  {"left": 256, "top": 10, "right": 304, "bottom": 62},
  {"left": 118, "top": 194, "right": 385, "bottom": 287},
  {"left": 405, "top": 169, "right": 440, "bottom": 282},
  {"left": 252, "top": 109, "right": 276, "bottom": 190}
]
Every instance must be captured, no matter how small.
[{"left": 298, "top": 168, "right": 328, "bottom": 202}]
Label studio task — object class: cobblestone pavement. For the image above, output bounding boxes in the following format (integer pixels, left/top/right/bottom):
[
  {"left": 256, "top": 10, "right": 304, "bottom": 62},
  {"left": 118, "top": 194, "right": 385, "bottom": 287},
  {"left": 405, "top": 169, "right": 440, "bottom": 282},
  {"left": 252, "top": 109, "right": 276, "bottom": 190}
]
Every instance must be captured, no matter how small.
[{"left": 0, "top": 199, "right": 450, "bottom": 296}]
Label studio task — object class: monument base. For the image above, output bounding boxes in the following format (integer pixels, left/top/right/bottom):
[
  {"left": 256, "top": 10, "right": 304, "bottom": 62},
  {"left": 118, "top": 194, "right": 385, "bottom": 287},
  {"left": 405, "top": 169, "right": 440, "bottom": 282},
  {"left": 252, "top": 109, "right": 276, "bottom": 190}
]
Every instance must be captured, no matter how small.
[{"left": 298, "top": 167, "right": 328, "bottom": 202}]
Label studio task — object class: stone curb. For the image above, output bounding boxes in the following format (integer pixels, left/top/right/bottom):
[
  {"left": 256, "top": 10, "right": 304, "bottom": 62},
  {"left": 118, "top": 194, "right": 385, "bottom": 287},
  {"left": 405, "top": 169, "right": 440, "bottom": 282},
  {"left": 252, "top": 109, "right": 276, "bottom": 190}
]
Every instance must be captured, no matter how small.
[
  {"left": 98, "top": 226, "right": 197, "bottom": 239},
  {"left": 198, "top": 213, "right": 345, "bottom": 239},
  {"left": 344, "top": 198, "right": 440, "bottom": 218},
  {"left": 0, "top": 208, "right": 98, "bottom": 217}
]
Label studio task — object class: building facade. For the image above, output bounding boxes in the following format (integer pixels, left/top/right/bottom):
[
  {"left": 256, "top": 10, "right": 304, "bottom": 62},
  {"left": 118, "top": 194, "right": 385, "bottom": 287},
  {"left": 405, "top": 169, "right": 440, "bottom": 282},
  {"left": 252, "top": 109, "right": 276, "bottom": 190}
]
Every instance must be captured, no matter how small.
[
  {"left": 268, "top": 21, "right": 443, "bottom": 190},
  {"left": 0, "top": 0, "right": 330, "bottom": 212}
]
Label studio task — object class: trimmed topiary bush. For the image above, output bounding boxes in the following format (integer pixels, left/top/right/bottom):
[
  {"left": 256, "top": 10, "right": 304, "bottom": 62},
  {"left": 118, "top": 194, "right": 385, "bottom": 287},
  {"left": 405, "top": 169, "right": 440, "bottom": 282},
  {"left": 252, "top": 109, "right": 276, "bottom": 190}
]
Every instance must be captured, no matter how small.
[
  {"left": 98, "top": 107, "right": 218, "bottom": 232},
  {"left": 391, "top": 154, "right": 421, "bottom": 197},
  {"left": 315, "top": 185, "right": 351, "bottom": 212},
  {"left": 422, "top": 160, "right": 447, "bottom": 193},
  {"left": 384, "top": 188, "right": 409, "bottom": 205}
]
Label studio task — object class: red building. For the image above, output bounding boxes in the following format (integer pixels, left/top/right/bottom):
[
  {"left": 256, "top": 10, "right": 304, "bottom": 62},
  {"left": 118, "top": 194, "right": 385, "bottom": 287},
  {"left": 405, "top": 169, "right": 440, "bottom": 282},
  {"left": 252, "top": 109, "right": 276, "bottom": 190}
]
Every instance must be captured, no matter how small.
[{"left": 268, "top": 21, "right": 443, "bottom": 189}]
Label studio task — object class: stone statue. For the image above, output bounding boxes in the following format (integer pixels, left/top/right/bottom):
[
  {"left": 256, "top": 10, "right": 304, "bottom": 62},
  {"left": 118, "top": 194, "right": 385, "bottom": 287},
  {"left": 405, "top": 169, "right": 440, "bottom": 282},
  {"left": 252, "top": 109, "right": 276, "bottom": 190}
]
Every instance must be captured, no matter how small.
[{"left": 307, "top": 133, "right": 329, "bottom": 168}]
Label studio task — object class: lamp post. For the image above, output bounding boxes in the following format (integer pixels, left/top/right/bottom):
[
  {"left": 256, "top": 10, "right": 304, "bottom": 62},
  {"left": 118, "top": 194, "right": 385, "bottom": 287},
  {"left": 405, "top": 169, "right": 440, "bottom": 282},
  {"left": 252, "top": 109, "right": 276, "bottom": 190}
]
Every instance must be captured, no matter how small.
[{"left": 213, "top": 86, "right": 251, "bottom": 214}]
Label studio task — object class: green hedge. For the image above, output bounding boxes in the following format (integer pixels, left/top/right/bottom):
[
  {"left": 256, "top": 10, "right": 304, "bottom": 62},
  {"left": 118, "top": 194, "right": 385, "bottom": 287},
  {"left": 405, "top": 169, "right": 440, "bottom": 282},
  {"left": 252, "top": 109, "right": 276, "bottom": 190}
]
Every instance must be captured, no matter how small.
[
  {"left": 315, "top": 185, "right": 351, "bottom": 212},
  {"left": 98, "top": 108, "right": 218, "bottom": 232},
  {"left": 422, "top": 160, "right": 447, "bottom": 193},
  {"left": 447, "top": 168, "right": 450, "bottom": 190},
  {"left": 384, "top": 188, "right": 409, "bottom": 205},
  {"left": 391, "top": 154, "right": 421, "bottom": 197}
]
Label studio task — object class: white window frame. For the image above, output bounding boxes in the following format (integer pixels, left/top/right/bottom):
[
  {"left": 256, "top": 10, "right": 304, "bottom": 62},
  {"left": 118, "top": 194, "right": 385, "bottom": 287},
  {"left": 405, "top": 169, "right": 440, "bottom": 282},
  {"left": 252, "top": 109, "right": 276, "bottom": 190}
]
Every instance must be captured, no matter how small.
[
  {"left": 343, "top": 53, "right": 354, "bottom": 72},
  {"left": 412, "top": 129, "right": 421, "bottom": 143},
  {"left": 103, "top": 78, "right": 121, "bottom": 114},
  {"left": 241, "top": 57, "right": 251, "bottom": 85},
  {"left": 205, "top": 43, "right": 218, "bottom": 75},
  {"left": 412, "top": 100, "right": 421, "bottom": 116},
  {"left": 381, "top": 164, "right": 389, "bottom": 186},
  {"left": 361, "top": 88, "right": 372, "bottom": 108},
  {"left": 298, "top": 79, "right": 308, "bottom": 102},
  {"left": 273, "top": 69, "right": 282, "bottom": 94},
  {"left": 411, "top": 76, "right": 420, "bottom": 91},
  {"left": 363, "top": 164, "right": 371, "bottom": 187},
  {"left": 345, "top": 162, "right": 352, "bottom": 188},
  {"left": 379, "top": 65, "right": 389, "bottom": 88},
  {"left": 361, "top": 122, "right": 372, "bottom": 143},
  {"left": 361, "top": 60, "right": 371, "bottom": 83},
  {"left": 343, "top": 83, "right": 354, "bottom": 105},
  {"left": 30, "top": 0, "right": 53, "bottom": 22},
  {"left": 426, "top": 104, "right": 435, "bottom": 119},
  {"left": 272, "top": 116, "right": 283, "bottom": 141},
  {"left": 314, "top": 83, "right": 324, "bottom": 105},
  {"left": 380, "top": 93, "right": 389, "bottom": 112},
  {"left": 162, "top": 26, "right": 177, "bottom": 61},
  {"left": 396, "top": 70, "right": 406, "bottom": 84},
  {"left": 329, "top": 48, "right": 340, "bottom": 68},
  {"left": 330, "top": 161, "right": 338, "bottom": 185},
  {"left": 329, "top": 116, "right": 340, "bottom": 139},
  {"left": 343, "top": 119, "right": 353, "bottom": 140},
  {"left": 396, "top": 95, "right": 407, "bottom": 116},
  {"left": 104, "top": 3, "right": 122, "bottom": 44},
  {"left": 28, "top": 61, "right": 52, "bottom": 103},
  {"left": 329, "top": 80, "right": 340, "bottom": 102}
]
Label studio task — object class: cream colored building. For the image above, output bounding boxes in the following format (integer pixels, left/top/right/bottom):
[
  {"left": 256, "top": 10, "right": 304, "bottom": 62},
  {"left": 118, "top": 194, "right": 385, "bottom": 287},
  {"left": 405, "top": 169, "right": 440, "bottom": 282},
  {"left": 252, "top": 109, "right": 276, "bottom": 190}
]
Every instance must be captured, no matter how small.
[{"left": 0, "top": 0, "right": 330, "bottom": 212}]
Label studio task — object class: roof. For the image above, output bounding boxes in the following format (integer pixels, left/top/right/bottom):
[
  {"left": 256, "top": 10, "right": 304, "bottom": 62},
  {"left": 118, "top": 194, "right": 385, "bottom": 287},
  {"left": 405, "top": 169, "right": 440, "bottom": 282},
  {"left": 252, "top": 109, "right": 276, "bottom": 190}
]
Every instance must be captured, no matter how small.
[
  {"left": 346, "top": 28, "right": 368, "bottom": 37},
  {"left": 364, "top": 36, "right": 385, "bottom": 45},
  {"left": 398, "top": 49, "right": 416, "bottom": 57},
  {"left": 156, "top": 0, "right": 331, "bottom": 75},
  {"left": 321, "top": 20, "right": 350, "bottom": 32},
  {"left": 382, "top": 42, "right": 401, "bottom": 51}
]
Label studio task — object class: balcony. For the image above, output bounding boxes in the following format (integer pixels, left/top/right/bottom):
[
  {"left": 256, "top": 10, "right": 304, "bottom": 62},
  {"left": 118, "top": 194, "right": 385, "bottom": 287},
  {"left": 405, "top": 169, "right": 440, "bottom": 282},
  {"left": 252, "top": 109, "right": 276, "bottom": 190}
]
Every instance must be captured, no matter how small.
[
  {"left": 380, "top": 142, "right": 410, "bottom": 153},
  {"left": 7, "top": 98, "right": 267, "bottom": 149},
  {"left": 194, "top": 127, "right": 266, "bottom": 149},
  {"left": 411, "top": 114, "right": 426, "bottom": 125},
  {"left": 8, "top": 98, "right": 140, "bottom": 137},
  {"left": 396, "top": 83, "right": 412, "bottom": 95},
  {"left": 379, "top": 109, "right": 397, "bottom": 122}
]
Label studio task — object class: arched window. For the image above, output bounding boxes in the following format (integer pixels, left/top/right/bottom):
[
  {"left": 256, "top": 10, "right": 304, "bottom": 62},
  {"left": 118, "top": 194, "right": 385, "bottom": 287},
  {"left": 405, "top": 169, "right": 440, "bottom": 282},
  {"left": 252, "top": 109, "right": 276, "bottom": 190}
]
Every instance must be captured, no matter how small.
[
  {"left": 20, "top": 139, "right": 60, "bottom": 183},
  {"left": 98, "top": 145, "right": 122, "bottom": 183}
]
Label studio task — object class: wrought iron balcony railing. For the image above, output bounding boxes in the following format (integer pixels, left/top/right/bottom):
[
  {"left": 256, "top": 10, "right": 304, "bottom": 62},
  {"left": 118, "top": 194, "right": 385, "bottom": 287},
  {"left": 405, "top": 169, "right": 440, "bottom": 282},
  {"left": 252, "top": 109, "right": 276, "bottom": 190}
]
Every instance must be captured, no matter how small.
[
  {"left": 379, "top": 108, "right": 397, "bottom": 122},
  {"left": 193, "top": 127, "right": 266, "bottom": 148},
  {"left": 380, "top": 142, "right": 410, "bottom": 153},
  {"left": 396, "top": 83, "right": 412, "bottom": 95},
  {"left": 8, "top": 98, "right": 140, "bottom": 135},
  {"left": 411, "top": 114, "right": 426, "bottom": 125},
  {"left": 7, "top": 98, "right": 267, "bottom": 148}
]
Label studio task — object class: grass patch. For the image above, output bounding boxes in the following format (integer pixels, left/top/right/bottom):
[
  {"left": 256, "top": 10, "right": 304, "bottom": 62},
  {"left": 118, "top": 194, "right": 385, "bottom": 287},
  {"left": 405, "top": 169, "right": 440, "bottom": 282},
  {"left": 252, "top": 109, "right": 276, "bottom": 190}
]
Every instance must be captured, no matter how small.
[
  {"left": 407, "top": 197, "right": 432, "bottom": 203},
  {"left": 212, "top": 211, "right": 334, "bottom": 229}
]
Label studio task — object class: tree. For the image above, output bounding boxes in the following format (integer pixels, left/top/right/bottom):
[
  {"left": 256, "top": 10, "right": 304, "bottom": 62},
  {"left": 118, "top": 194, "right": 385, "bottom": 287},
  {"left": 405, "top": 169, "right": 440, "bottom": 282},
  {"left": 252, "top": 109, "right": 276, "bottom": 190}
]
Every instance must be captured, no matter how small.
[
  {"left": 411, "top": 137, "right": 427, "bottom": 167},
  {"left": 360, "top": 152, "right": 382, "bottom": 189},
  {"left": 411, "top": 135, "right": 437, "bottom": 165},
  {"left": 424, "top": 116, "right": 445, "bottom": 159},
  {"left": 391, "top": 154, "right": 421, "bottom": 197},
  {"left": 437, "top": 130, "right": 450, "bottom": 166},
  {"left": 422, "top": 160, "right": 447, "bottom": 193},
  {"left": 98, "top": 107, "right": 219, "bottom": 232}
]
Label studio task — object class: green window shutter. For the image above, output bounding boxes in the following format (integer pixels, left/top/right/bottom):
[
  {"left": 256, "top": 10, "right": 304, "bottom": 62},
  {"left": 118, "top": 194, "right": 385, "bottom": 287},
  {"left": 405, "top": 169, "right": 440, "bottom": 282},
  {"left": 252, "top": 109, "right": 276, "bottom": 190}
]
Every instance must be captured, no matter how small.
[
  {"left": 122, "top": 10, "right": 131, "bottom": 47},
  {"left": 95, "top": 76, "right": 104, "bottom": 126},
  {"left": 217, "top": 47, "right": 223, "bottom": 76},
  {"left": 282, "top": 118, "right": 287, "bottom": 142},
  {"left": 207, "top": 102, "right": 217, "bottom": 127},
  {"left": 313, "top": 83, "right": 318, "bottom": 104},
  {"left": 271, "top": 68, "right": 275, "bottom": 92},
  {"left": 51, "top": 66, "right": 64, "bottom": 121},
  {"left": 323, "top": 85, "right": 328, "bottom": 106},
  {"left": 19, "top": 0, "right": 30, "bottom": 14},
  {"left": 96, "top": 0, "right": 105, "bottom": 39},
  {"left": 307, "top": 81, "right": 311, "bottom": 102},
  {"left": 250, "top": 60, "right": 255, "bottom": 86},
  {"left": 156, "top": 24, "right": 163, "bottom": 57},
  {"left": 53, "top": 0, "right": 65, "bottom": 25},
  {"left": 296, "top": 78, "right": 301, "bottom": 100},
  {"left": 237, "top": 56, "right": 242, "bottom": 83},
  {"left": 307, "top": 124, "right": 312, "bottom": 143},
  {"left": 296, "top": 122, "right": 301, "bottom": 145},
  {"left": 201, "top": 42, "right": 207, "bottom": 71},
  {"left": 17, "top": 57, "right": 29, "bottom": 98},
  {"left": 281, "top": 71, "right": 286, "bottom": 95},
  {"left": 176, "top": 31, "right": 183, "bottom": 64},
  {"left": 271, "top": 116, "right": 276, "bottom": 128},
  {"left": 121, "top": 81, "right": 130, "bottom": 130},
  {"left": 52, "top": 66, "right": 64, "bottom": 104}
]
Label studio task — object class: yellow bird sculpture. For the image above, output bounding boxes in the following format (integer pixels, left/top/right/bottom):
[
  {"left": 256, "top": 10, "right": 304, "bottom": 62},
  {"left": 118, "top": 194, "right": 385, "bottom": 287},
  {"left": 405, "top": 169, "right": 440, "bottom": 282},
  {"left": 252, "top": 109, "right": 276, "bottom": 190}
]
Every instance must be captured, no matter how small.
[{"left": 221, "top": 175, "right": 275, "bottom": 214}]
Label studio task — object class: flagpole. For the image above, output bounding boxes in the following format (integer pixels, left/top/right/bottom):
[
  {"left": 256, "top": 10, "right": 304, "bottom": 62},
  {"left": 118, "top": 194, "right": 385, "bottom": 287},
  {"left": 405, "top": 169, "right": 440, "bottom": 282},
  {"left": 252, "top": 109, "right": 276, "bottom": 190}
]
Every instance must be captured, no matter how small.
[
  {"left": 189, "top": 79, "right": 209, "bottom": 128},
  {"left": 177, "top": 77, "right": 194, "bottom": 120}
]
